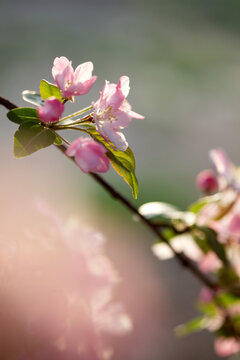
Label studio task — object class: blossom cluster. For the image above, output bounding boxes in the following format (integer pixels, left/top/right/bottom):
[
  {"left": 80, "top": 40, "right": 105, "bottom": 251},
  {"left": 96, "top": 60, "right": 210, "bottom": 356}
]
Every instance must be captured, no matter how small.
[
  {"left": 37, "top": 56, "right": 143, "bottom": 173},
  {"left": 141, "top": 148, "right": 240, "bottom": 357},
  {"left": 0, "top": 201, "right": 132, "bottom": 360}
]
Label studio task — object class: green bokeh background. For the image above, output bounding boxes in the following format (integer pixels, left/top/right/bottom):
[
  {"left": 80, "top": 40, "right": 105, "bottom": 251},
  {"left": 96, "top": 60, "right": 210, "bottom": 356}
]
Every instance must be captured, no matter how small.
[{"left": 1, "top": 1, "right": 240, "bottom": 359}]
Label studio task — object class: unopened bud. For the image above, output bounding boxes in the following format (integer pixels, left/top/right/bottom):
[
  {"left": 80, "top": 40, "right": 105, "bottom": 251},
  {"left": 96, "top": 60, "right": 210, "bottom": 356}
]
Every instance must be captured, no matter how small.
[{"left": 196, "top": 169, "right": 218, "bottom": 194}]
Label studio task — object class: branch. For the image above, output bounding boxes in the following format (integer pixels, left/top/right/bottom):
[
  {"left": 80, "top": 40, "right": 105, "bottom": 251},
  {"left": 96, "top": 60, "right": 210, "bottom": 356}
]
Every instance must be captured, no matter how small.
[{"left": 0, "top": 95, "right": 218, "bottom": 291}]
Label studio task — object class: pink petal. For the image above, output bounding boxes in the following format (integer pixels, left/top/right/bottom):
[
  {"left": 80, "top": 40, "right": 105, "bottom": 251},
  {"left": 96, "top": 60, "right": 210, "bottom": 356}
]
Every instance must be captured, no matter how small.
[
  {"left": 103, "top": 126, "right": 128, "bottom": 151},
  {"left": 37, "top": 97, "right": 64, "bottom": 123},
  {"left": 66, "top": 137, "right": 109, "bottom": 174},
  {"left": 67, "top": 76, "right": 97, "bottom": 96},
  {"left": 52, "top": 56, "right": 74, "bottom": 92},
  {"left": 74, "top": 61, "right": 94, "bottom": 83},
  {"left": 210, "top": 148, "right": 234, "bottom": 183},
  {"left": 199, "top": 251, "right": 222, "bottom": 273},
  {"left": 117, "top": 76, "right": 130, "bottom": 98},
  {"left": 215, "top": 337, "right": 240, "bottom": 357},
  {"left": 128, "top": 110, "right": 144, "bottom": 119},
  {"left": 112, "top": 110, "right": 132, "bottom": 129}
]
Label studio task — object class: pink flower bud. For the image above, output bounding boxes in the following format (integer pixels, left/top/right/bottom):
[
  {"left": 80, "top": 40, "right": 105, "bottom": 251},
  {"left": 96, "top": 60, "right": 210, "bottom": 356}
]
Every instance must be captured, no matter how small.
[
  {"left": 66, "top": 137, "right": 110, "bottom": 174},
  {"left": 37, "top": 97, "right": 64, "bottom": 123},
  {"left": 215, "top": 337, "right": 240, "bottom": 357},
  {"left": 196, "top": 169, "right": 218, "bottom": 194}
]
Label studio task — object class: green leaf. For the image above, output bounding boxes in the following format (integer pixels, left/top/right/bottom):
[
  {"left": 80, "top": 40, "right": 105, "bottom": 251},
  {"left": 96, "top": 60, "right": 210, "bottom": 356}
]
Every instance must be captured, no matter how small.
[
  {"left": 14, "top": 122, "right": 56, "bottom": 157},
  {"left": 175, "top": 317, "right": 206, "bottom": 337},
  {"left": 7, "top": 108, "right": 41, "bottom": 125},
  {"left": 188, "top": 194, "right": 221, "bottom": 214},
  {"left": 22, "top": 90, "right": 44, "bottom": 106},
  {"left": 53, "top": 136, "right": 63, "bottom": 145},
  {"left": 40, "top": 79, "right": 62, "bottom": 102},
  {"left": 215, "top": 292, "right": 240, "bottom": 308},
  {"left": 196, "top": 226, "right": 228, "bottom": 266},
  {"left": 81, "top": 125, "right": 139, "bottom": 199}
]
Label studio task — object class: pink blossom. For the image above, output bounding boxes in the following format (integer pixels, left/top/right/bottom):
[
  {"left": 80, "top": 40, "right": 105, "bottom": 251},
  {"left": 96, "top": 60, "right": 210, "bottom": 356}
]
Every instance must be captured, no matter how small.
[
  {"left": 198, "top": 251, "right": 222, "bottom": 273},
  {"left": 196, "top": 169, "right": 218, "bottom": 194},
  {"left": 215, "top": 337, "right": 240, "bottom": 357},
  {"left": 92, "top": 76, "right": 144, "bottom": 151},
  {"left": 66, "top": 137, "right": 110, "bottom": 174},
  {"left": 52, "top": 56, "right": 97, "bottom": 98},
  {"left": 37, "top": 97, "right": 64, "bottom": 123},
  {"left": 209, "top": 148, "right": 240, "bottom": 190}
]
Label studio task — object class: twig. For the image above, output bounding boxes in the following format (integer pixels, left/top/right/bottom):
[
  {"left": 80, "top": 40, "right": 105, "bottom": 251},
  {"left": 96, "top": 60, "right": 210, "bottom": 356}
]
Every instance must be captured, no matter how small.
[{"left": 0, "top": 95, "right": 218, "bottom": 291}]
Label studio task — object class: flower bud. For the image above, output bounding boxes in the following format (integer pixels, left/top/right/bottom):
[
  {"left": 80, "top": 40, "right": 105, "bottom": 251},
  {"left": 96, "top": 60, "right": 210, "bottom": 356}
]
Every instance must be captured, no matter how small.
[
  {"left": 37, "top": 97, "right": 64, "bottom": 123},
  {"left": 196, "top": 169, "right": 218, "bottom": 194}
]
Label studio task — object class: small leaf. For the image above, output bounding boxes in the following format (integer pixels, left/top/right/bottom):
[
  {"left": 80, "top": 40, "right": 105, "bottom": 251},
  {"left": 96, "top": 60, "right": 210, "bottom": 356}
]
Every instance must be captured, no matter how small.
[
  {"left": 53, "top": 136, "right": 63, "bottom": 145},
  {"left": 215, "top": 292, "right": 240, "bottom": 307},
  {"left": 197, "top": 226, "right": 228, "bottom": 266},
  {"left": 7, "top": 108, "right": 40, "bottom": 125},
  {"left": 189, "top": 198, "right": 209, "bottom": 214},
  {"left": 40, "top": 79, "right": 62, "bottom": 102},
  {"left": 81, "top": 125, "right": 139, "bottom": 199},
  {"left": 22, "top": 90, "right": 44, "bottom": 106},
  {"left": 14, "top": 122, "right": 56, "bottom": 157},
  {"left": 175, "top": 317, "right": 206, "bottom": 337}
]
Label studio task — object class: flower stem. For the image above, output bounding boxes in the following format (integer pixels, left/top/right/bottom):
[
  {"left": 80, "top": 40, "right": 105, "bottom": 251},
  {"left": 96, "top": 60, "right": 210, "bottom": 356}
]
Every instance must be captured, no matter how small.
[
  {"left": 0, "top": 95, "right": 220, "bottom": 292},
  {"left": 57, "top": 105, "right": 93, "bottom": 123}
]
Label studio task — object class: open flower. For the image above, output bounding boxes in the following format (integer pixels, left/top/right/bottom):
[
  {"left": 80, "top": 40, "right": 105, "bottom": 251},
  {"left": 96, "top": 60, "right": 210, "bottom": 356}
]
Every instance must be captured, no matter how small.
[
  {"left": 52, "top": 56, "right": 97, "bottom": 99},
  {"left": 92, "top": 76, "right": 144, "bottom": 151},
  {"left": 66, "top": 137, "right": 110, "bottom": 174},
  {"left": 37, "top": 97, "right": 64, "bottom": 123}
]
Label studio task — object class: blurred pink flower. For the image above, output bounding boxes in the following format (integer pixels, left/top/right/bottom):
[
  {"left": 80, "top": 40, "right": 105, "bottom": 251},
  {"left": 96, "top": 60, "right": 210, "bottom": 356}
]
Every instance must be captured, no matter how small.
[
  {"left": 0, "top": 201, "right": 132, "bottom": 360},
  {"left": 198, "top": 251, "right": 221, "bottom": 273},
  {"left": 92, "top": 76, "right": 144, "bottom": 151},
  {"left": 66, "top": 137, "right": 110, "bottom": 174},
  {"left": 210, "top": 148, "right": 240, "bottom": 191},
  {"left": 215, "top": 337, "right": 240, "bottom": 357},
  {"left": 37, "top": 97, "right": 64, "bottom": 123},
  {"left": 52, "top": 56, "right": 97, "bottom": 99},
  {"left": 196, "top": 169, "right": 218, "bottom": 194}
]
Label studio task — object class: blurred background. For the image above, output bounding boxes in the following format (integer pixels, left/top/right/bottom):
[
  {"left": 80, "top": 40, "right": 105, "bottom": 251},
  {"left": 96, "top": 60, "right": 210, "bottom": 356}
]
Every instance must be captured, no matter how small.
[{"left": 2, "top": 0, "right": 240, "bottom": 358}]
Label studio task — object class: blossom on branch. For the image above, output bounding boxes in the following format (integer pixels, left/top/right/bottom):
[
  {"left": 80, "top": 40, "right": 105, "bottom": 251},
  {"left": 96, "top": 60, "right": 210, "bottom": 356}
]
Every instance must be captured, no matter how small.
[
  {"left": 37, "top": 97, "right": 64, "bottom": 123},
  {"left": 52, "top": 56, "right": 97, "bottom": 99},
  {"left": 196, "top": 169, "right": 218, "bottom": 194},
  {"left": 92, "top": 76, "right": 144, "bottom": 151},
  {"left": 66, "top": 137, "right": 110, "bottom": 174}
]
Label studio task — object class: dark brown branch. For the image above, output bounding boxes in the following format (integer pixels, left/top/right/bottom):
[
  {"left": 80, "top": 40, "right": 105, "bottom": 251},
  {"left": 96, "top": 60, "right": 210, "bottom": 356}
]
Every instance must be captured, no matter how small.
[
  {"left": 0, "top": 96, "right": 17, "bottom": 110},
  {"left": 0, "top": 95, "right": 218, "bottom": 291}
]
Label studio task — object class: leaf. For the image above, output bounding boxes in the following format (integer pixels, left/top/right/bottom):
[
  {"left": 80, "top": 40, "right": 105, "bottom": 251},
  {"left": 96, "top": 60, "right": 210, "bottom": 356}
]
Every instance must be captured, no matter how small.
[
  {"left": 81, "top": 125, "right": 139, "bottom": 199},
  {"left": 7, "top": 108, "right": 41, "bottom": 125},
  {"left": 22, "top": 90, "right": 44, "bottom": 106},
  {"left": 53, "top": 136, "right": 63, "bottom": 145},
  {"left": 188, "top": 194, "right": 221, "bottom": 214},
  {"left": 138, "top": 201, "right": 196, "bottom": 227},
  {"left": 175, "top": 317, "right": 206, "bottom": 337},
  {"left": 215, "top": 292, "right": 240, "bottom": 307},
  {"left": 14, "top": 122, "right": 56, "bottom": 157},
  {"left": 40, "top": 79, "right": 62, "bottom": 102},
  {"left": 197, "top": 226, "right": 228, "bottom": 266},
  {"left": 139, "top": 202, "right": 179, "bottom": 224}
]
